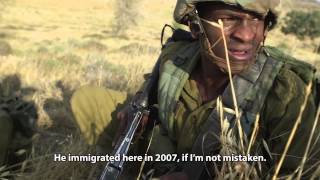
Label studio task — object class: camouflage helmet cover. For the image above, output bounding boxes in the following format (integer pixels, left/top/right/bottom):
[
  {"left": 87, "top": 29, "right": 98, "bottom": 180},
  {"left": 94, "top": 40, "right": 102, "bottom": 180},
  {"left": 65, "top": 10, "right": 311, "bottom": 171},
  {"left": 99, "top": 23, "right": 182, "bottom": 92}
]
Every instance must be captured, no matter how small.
[{"left": 174, "top": 0, "right": 280, "bottom": 24}]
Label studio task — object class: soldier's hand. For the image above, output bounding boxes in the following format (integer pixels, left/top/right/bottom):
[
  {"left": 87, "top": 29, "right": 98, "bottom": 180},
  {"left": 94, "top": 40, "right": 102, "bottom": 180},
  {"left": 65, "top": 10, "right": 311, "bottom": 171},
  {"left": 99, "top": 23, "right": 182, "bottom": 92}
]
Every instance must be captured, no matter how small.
[
  {"left": 112, "top": 105, "right": 129, "bottom": 147},
  {"left": 112, "top": 94, "right": 149, "bottom": 147}
]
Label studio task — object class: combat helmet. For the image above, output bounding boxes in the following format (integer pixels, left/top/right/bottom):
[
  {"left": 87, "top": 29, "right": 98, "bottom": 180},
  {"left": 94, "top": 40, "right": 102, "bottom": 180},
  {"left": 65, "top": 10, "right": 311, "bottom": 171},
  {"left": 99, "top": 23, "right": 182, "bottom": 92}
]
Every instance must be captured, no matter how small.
[{"left": 174, "top": 0, "right": 280, "bottom": 29}]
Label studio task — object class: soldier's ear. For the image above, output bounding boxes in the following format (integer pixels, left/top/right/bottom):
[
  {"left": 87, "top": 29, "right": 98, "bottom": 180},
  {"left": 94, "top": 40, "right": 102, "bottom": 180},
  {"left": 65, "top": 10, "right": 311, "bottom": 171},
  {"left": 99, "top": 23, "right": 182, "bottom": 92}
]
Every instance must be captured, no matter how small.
[
  {"left": 261, "top": 28, "right": 268, "bottom": 46},
  {"left": 263, "top": 28, "right": 268, "bottom": 39}
]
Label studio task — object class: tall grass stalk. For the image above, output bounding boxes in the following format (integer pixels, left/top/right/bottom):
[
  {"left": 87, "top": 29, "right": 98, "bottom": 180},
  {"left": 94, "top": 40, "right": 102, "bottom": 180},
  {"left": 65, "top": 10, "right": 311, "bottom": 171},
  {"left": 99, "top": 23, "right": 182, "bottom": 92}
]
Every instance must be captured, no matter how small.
[
  {"left": 136, "top": 121, "right": 156, "bottom": 180},
  {"left": 272, "top": 82, "right": 313, "bottom": 180},
  {"left": 297, "top": 100, "right": 320, "bottom": 178},
  {"left": 214, "top": 103, "right": 260, "bottom": 179},
  {"left": 218, "top": 19, "right": 244, "bottom": 153},
  {"left": 247, "top": 114, "right": 260, "bottom": 155}
]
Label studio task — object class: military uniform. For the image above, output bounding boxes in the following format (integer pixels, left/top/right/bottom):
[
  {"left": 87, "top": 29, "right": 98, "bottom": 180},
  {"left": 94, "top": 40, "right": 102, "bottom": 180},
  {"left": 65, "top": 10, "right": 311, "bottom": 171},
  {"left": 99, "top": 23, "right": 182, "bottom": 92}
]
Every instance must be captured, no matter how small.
[
  {"left": 0, "top": 109, "right": 13, "bottom": 165},
  {"left": 71, "top": 42, "right": 319, "bottom": 178},
  {"left": 71, "top": 0, "right": 320, "bottom": 178},
  {"left": 0, "top": 93, "right": 37, "bottom": 166}
]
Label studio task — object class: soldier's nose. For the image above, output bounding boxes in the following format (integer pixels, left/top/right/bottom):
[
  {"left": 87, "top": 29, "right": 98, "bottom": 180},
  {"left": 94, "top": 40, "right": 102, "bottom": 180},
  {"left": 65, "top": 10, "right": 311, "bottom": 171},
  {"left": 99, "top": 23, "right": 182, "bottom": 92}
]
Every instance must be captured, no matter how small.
[{"left": 231, "top": 21, "right": 256, "bottom": 43}]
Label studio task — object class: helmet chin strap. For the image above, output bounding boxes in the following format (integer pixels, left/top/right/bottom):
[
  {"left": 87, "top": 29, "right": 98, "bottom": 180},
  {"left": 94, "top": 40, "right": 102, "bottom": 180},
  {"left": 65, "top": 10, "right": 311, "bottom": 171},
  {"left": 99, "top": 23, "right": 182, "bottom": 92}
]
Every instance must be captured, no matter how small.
[
  {"left": 199, "top": 33, "right": 254, "bottom": 74},
  {"left": 196, "top": 16, "right": 259, "bottom": 74}
]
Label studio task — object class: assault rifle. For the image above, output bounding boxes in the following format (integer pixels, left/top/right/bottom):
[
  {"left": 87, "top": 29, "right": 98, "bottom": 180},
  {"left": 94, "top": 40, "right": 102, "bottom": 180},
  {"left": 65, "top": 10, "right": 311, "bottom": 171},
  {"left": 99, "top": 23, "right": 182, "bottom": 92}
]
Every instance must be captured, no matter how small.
[{"left": 99, "top": 59, "right": 160, "bottom": 180}]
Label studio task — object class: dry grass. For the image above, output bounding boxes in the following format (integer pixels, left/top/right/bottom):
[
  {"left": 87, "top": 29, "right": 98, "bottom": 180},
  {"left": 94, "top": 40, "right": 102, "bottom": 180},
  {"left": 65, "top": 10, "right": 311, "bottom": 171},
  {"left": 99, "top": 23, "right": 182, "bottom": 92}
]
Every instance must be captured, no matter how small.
[
  {"left": 0, "top": 0, "right": 318, "bottom": 179},
  {"left": 272, "top": 83, "right": 313, "bottom": 180},
  {"left": 192, "top": 4, "right": 320, "bottom": 180}
]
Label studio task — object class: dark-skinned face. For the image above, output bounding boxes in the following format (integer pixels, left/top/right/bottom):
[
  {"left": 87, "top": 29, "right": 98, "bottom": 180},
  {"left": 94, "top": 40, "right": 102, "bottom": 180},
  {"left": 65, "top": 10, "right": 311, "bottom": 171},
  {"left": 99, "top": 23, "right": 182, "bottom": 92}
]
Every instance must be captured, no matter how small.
[{"left": 196, "top": 3, "right": 267, "bottom": 73}]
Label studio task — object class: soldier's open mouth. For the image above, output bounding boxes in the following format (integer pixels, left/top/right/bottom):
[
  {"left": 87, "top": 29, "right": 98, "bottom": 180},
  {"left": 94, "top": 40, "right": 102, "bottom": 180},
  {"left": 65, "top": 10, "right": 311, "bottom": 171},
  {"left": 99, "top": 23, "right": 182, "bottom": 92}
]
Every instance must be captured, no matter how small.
[{"left": 228, "top": 49, "right": 252, "bottom": 61}]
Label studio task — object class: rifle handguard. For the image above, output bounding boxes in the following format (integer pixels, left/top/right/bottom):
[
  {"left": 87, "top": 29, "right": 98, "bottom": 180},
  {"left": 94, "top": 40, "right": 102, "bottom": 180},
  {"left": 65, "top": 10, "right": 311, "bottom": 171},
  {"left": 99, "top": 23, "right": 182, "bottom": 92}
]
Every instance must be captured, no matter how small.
[{"left": 99, "top": 59, "right": 160, "bottom": 180}]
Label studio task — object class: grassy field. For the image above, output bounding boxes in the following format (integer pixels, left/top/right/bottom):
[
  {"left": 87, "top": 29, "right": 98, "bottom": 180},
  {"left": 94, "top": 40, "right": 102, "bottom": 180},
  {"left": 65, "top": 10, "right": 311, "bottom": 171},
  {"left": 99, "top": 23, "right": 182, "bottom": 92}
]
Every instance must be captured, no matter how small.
[{"left": 0, "top": 0, "right": 319, "bottom": 179}]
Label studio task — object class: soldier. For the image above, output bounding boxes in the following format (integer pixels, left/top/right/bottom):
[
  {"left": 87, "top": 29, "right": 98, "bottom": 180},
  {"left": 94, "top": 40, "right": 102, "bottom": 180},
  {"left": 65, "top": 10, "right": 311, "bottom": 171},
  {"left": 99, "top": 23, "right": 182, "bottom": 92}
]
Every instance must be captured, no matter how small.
[
  {"left": 71, "top": 0, "right": 320, "bottom": 179},
  {"left": 0, "top": 75, "right": 38, "bottom": 167}
]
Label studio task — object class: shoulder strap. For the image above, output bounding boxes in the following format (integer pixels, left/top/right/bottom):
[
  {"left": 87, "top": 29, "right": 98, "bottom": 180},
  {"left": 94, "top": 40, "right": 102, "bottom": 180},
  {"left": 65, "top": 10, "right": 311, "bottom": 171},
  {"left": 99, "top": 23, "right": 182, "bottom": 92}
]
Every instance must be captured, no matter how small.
[
  {"left": 214, "top": 49, "right": 284, "bottom": 135},
  {"left": 161, "top": 27, "right": 195, "bottom": 49},
  {"left": 264, "top": 46, "right": 316, "bottom": 83},
  {"left": 264, "top": 46, "right": 318, "bottom": 106},
  {"left": 158, "top": 41, "right": 200, "bottom": 138}
]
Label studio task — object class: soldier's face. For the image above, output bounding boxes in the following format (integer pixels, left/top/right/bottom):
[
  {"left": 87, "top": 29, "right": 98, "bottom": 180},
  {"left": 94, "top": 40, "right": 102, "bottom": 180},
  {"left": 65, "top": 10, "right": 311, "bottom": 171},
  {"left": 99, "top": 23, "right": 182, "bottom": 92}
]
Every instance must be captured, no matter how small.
[{"left": 197, "top": 3, "right": 266, "bottom": 71}]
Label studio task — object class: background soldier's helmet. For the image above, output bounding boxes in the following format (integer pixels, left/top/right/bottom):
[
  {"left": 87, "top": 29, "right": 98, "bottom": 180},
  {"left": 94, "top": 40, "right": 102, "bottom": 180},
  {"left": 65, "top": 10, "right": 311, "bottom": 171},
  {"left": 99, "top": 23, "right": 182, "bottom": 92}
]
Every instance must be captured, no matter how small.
[{"left": 174, "top": 0, "right": 280, "bottom": 29}]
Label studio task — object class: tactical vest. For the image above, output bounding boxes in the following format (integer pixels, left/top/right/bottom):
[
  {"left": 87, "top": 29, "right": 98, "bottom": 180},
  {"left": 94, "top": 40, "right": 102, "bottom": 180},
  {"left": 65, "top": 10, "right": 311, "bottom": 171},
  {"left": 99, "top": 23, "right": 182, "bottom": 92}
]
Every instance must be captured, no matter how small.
[{"left": 157, "top": 38, "right": 317, "bottom": 140}]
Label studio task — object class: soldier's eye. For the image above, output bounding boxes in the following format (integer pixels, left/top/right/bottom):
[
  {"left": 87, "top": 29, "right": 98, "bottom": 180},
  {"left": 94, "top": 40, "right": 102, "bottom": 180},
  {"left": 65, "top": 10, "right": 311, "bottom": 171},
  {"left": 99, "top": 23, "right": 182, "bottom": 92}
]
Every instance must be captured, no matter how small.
[
  {"left": 220, "top": 17, "right": 238, "bottom": 21},
  {"left": 249, "top": 17, "right": 264, "bottom": 25},
  {"left": 252, "top": 17, "right": 260, "bottom": 21},
  {"left": 220, "top": 17, "right": 239, "bottom": 26}
]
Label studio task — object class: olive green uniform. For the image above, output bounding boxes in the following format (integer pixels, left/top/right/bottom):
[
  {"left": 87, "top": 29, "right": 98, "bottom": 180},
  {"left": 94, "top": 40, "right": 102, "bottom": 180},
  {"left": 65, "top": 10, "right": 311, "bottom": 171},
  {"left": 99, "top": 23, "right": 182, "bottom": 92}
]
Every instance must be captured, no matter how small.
[
  {"left": 175, "top": 61, "right": 319, "bottom": 177},
  {"left": 71, "top": 41, "right": 319, "bottom": 178},
  {"left": 71, "top": 1, "right": 319, "bottom": 178},
  {"left": 71, "top": 86, "right": 127, "bottom": 152},
  {"left": 0, "top": 94, "right": 37, "bottom": 166},
  {"left": 0, "top": 110, "right": 14, "bottom": 165}
]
